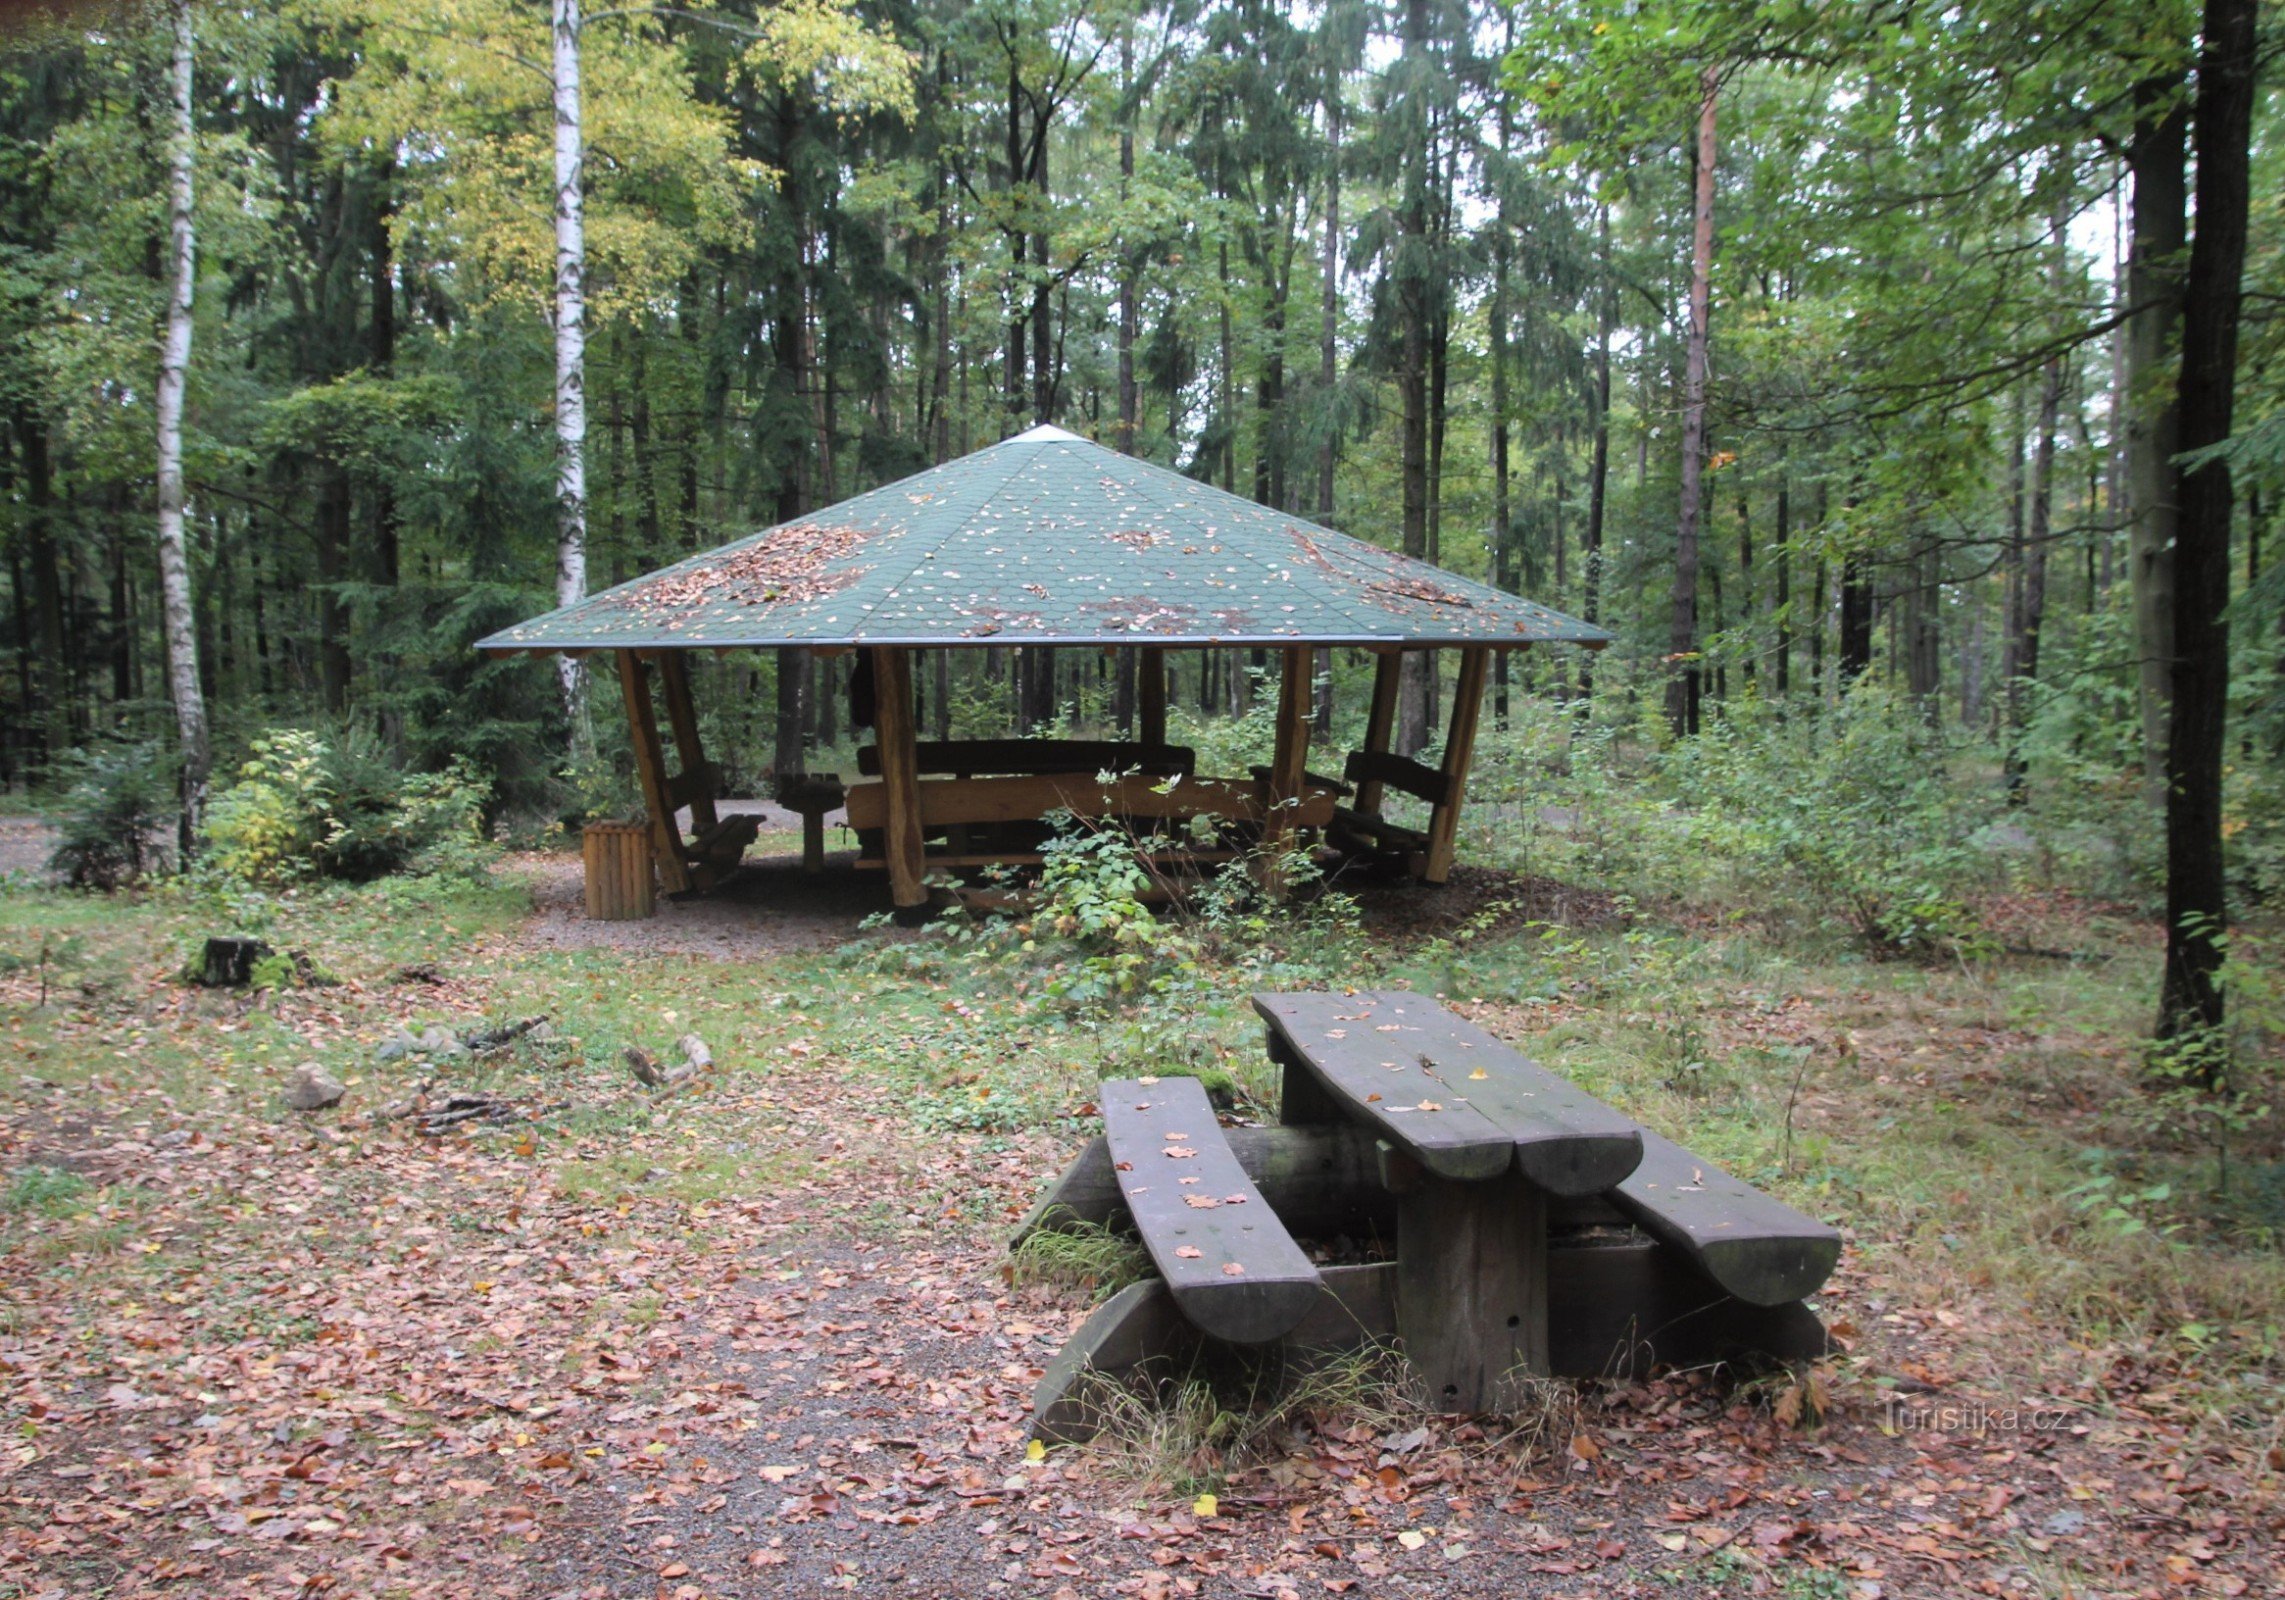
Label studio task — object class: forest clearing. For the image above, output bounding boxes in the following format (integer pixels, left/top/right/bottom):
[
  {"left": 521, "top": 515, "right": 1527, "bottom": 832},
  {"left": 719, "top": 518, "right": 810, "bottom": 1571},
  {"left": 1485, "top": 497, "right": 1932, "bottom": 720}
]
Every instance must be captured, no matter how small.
[{"left": 2, "top": 0, "right": 2283, "bottom": 1596}]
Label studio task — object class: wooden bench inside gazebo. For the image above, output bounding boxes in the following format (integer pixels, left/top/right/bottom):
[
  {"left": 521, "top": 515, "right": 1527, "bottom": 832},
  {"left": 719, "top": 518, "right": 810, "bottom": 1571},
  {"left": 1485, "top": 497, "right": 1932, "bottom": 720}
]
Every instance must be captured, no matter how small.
[{"left": 478, "top": 425, "right": 1609, "bottom": 918}]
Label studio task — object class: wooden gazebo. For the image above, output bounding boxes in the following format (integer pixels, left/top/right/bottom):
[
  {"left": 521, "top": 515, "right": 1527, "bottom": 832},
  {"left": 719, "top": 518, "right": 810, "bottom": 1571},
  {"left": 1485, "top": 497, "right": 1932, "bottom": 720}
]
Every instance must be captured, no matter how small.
[{"left": 478, "top": 425, "right": 1608, "bottom": 917}]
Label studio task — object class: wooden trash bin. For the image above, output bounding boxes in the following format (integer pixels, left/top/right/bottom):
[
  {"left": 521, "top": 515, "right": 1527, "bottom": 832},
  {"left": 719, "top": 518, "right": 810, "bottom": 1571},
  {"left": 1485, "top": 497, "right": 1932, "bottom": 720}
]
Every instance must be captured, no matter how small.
[{"left": 582, "top": 820, "right": 655, "bottom": 920}]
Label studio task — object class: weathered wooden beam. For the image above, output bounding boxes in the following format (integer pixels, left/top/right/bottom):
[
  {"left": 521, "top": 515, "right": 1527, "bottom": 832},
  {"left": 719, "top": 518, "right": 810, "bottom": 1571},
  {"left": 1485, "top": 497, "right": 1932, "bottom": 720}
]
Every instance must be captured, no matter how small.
[
  {"left": 854, "top": 739, "right": 1194, "bottom": 779},
  {"left": 653, "top": 651, "right": 718, "bottom": 836},
  {"left": 1423, "top": 645, "right": 1489, "bottom": 884},
  {"left": 1398, "top": 1167, "right": 1548, "bottom": 1410},
  {"left": 1101, "top": 1077, "right": 1323, "bottom": 1344},
  {"left": 1012, "top": 1123, "right": 1390, "bottom": 1248},
  {"left": 1030, "top": 1244, "right": 1832, "bottom": 1440},
  {"left": 1611, "top": 1129, "right": 1842, "bottom": 1306},
  {"left": 1030, "top": 1280, "right": 1204, "bottom": 1444},
  {"left": 1353, "top": 650, "right": 1405, "bottom": 817},
  {"left": 844, "top": 772, "right": 1336, "bottom": 832},
  {"left": 1342, "top": 750, "right": 1451, "bottom": 807},
  {"left": 1138, "top": 648, "right": 1168, "bottom": 747},
  {"left": 1316, "top": 991, "right": 1644, "bottom": 1197},
  {"left": 1260, "top": 645, "right": 1314, "bottom": 897},
  {"left": 871, "top": 646, "right": 928, "bottom": 914},
  {"left": 616, "top": 650, "right": 692, "bottom": 895}
]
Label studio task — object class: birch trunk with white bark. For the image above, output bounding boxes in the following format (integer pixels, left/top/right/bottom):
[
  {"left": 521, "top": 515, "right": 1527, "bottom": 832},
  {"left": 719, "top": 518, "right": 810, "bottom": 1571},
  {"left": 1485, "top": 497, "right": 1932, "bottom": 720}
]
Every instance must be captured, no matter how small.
[
  {"left": 155, "top": 0, "right": 209, "bottom": 857},
  {"left": 553, "top": 0, "right": 591, "bottom": 754}
]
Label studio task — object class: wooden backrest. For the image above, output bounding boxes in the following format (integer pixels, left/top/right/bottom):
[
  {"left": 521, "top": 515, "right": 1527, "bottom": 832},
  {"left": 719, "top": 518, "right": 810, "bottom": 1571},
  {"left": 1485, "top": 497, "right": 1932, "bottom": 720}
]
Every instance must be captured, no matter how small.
[
  {"left": 1343, "top": 749, "right": 1450, "bottom": 807},
  {"left": 855, "top": 739, "right": 1196, "bottom": 779},
  {"left": 844, "top": 772, "right": 1335, "bottom": 835}
]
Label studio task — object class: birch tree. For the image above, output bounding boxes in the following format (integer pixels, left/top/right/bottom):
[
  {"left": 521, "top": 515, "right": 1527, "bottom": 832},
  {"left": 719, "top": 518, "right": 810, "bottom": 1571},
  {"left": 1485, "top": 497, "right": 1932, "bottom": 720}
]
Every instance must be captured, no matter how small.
[
  {"left": 154, "top": 0, "right": 209, "bottom": 852},
  {"left": 552, "top": 0, "right": 589, "bottom": 750}
]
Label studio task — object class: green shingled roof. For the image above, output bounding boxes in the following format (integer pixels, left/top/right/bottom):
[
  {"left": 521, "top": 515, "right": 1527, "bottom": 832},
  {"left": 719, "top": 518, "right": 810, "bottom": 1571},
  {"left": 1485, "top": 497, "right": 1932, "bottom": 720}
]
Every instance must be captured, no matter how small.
[{"left": 477, "top": 425, "right": 1611, "bottom": 653}]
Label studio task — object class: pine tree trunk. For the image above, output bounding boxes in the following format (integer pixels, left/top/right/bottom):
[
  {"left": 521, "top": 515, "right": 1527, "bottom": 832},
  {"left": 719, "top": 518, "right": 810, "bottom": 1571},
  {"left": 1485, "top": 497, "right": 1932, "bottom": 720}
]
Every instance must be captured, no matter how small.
[
  {"left": 552, "top": 0, "right": 590, "bottom": 755},
  {"left": 2127, "top": 76, "right": 2187, "bottom": 805},
  {"left": 2158, "top": 0, "right": 2255, "bottom": 1047},
  {"left": 1666, "top": 70, "right": 1718, "bottom": 738},
  {"left": 1581, "top": 206, "right": 1611, "bottom": 703},
  {"left": 1317, "top": 88, "right": 1341, "bottom": 523},
  {"left": 155, "top": 0, "right": 208, "bottom": 855}
]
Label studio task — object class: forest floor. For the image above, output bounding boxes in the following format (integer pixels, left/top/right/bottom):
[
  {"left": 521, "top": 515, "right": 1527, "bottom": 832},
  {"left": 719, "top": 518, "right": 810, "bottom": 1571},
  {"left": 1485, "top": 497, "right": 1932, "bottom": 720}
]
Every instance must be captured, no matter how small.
[{"left": 0, "top": 851, "right": 2278, "bottom": 1600}]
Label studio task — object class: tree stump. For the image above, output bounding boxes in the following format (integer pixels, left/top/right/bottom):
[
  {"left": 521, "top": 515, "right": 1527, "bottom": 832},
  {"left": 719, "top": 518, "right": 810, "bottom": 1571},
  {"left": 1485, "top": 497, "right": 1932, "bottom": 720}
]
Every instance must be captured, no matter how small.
[
  {"left": 199, "top": 937, "right": 272, "bottom": 988},
  {"left": 582, "top": 820, "right": 655, "bottom": 920}
]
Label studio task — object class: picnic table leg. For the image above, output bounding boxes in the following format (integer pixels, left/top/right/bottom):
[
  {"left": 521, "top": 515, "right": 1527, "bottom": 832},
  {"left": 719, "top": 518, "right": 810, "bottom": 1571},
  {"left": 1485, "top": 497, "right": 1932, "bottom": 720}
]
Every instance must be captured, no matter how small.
[
  {"left": 1269, "top": 1033, "right": 1347, "bottom": 1125},
  {"left": 1396, "top": 1167, "right": 1549, "bottom": 1412}
]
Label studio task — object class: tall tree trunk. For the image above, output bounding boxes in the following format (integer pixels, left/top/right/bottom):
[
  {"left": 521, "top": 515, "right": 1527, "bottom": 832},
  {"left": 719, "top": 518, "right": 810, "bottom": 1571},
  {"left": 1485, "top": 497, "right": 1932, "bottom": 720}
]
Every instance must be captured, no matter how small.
[
  {"left": 16, "top": 414, "right": 67, "bottom": 763},
  {"left": 1580, "top": 206, "right": 1611, "bottom": 703},
  {"left": 370, "top": 156, "right": 399, "bottom": 590},
  {"left": 316, "top": 465, "right": 351, "bottom": 712},
  {"left": 1772, "top": 468, "right": 1791, "bottom": 695},
  {"left": 1736, "top": 487, "right": 1755, "bottom": 691},
  {"left": 2158, "top": 0, "right": 2255, "bottom": 1047},
  {"left": 551, "top": 0, "right": 590, "bottom": 754},
  {"left": 156, "top": 0, "right": 208, "bottom": 853},
  {"left": 1489, "top": 99, "right": 1513, "bottom": 722},
  {"left": 1393, "top": 0, "right": 1432, "bottom": 754},
  {"left": 1666, "top": 69, "right": 1718, "bottom": 738},
  {"left": 1116, "top": 27, "right": 1138, "bottom": 455},
  {"left": 1316, "top": 86, "right": 1341, "bottom": 523},
  {"left": 2128, "top": 76, "right": 2187, "bottom": 804},
  {"left": 1838, "top": 557, "right": 1872, "bottom": 682}
]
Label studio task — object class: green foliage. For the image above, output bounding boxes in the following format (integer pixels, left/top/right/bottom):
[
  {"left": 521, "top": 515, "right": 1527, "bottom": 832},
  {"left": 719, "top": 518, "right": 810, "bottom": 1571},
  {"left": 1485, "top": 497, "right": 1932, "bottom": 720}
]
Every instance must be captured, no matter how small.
[
  {"left": 2, "top": 1165, "right": 90, "bottom": 1216},
  {"left": 203, "top": 729, "right": 496, "bottom": 886},
  {"left": 1672, "top": 687, "right": 2000, "bottom": 959},
  {"left": 44, "top": 743, "right": 176, "bottom": 890}
]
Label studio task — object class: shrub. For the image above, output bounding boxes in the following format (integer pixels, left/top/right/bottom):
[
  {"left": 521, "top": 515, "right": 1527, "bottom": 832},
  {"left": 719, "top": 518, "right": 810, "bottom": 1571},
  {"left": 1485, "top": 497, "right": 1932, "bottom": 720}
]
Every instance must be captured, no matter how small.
[
  {"left": 45, "top": 743, "right": 176, "bottom": 890},
  {"left": 1673, "top": 685, "right": 1999, "bottom": 958},
  {"left": 203, "top": 728, "right": 496, "bottom": 885}
]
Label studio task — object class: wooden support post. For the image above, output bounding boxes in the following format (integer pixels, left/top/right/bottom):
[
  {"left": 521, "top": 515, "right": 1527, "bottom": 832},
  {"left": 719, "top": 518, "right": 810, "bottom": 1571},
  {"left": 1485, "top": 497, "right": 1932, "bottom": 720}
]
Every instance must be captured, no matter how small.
[
  {"left": 1259, "top": 645, "right": 1313, "bottom": 896},
  {"left": 653, "top": 651, "right": 717, "bottom": 835},
  {"left": 871, "top": 646, "right": 928, "bottom": 917},
  {"left": 1354, "top": 649, "right": 1404, "bottom": 817},
  {"left": 1138, "top": 647, "right": 1167, "bottom": 747},
  {"left": 1421, "top": 646, "right": 1489, "bottom": 884},
  {"left": 1396, "top": 1167, "right": 1549, "bottom": 1412},
  {"left": 616, "top": 651, "right": 692, "bottom": 895}
]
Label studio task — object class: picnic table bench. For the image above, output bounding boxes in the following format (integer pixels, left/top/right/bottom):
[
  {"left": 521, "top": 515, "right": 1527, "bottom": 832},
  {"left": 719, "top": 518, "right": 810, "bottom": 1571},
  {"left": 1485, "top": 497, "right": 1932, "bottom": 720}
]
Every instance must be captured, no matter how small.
[{"left": 1024, "top": 990, "right": 1841, "bottom": 1441}]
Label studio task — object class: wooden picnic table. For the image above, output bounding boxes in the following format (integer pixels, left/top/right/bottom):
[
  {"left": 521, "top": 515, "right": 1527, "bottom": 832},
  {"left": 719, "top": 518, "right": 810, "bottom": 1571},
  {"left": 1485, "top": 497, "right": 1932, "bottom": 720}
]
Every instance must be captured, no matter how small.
[
  {"left": 1023, "top": 990, "right": 1842, "bottom": 1438},
  {"left": 1259, "top": 990, "right": 1647, "bottom": 1409}
]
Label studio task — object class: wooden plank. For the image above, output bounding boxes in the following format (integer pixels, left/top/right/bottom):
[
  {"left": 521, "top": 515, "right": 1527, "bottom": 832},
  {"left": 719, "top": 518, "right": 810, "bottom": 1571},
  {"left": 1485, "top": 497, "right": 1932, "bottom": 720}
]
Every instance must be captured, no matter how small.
[
  {"left": 871, "top": 646, "right": 927, "bottom": 911},
  {"left": 1398, "top": 1167, "right": 1547, "bottom": 1410},
  {"left": 1260, "top": 645, "right": 1314, "bottom": 897},
  {"left": 1029, "top": 1278, "right": 1201, "bottom": 1444},
  {"left": 1100, "top": 1076, "right": 1323, "bottom": 1344},
  {"left": 1321, "top": 992, "right": 1641, "bottom": 1196},
  {"left": 1279, "top": 1253, "right": 1829, "bottom": 1377},
  {"left": 1352, "top": 650, "right": 1405, "bottom": 816},
  {"left": 1610, "top": 1129, "right": 1841, "bottom": 1306},
  {"left": 1342, "top": 750, "right": 1451, "bottom": 807},
  {"left": 844, "top": 772, "right": 1335, "bottom": 832},
  {"left": 1138, "top": 647, "right": 1168, "bottom": 747},
  {"left": 1423, "top": 645, "right": 1488, "bottom": 883},
  {"left": 653, "top": 651, "right": 717, "bottom": 835},
  {"left": 615, "top": 651, "right": 691, "bottom": 895},
  {"left": 855, "top": 738, "right": 1195, "bottom": 778},
  {"left": 1252, "top": 992, "right": 1516, "bottom": 1181},
  {"left": 1010, "top": 1124, "right": 1389, "bottom": 1249},
  {"left": 1030, "top": 1249, "right": 1829, "bottom": 1440}
]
